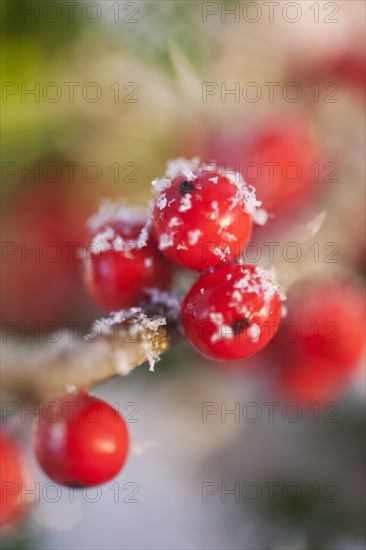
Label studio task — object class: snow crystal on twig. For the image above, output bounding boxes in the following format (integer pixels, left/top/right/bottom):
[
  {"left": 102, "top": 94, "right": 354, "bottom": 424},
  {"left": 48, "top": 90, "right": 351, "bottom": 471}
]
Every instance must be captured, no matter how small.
[{"left": 87, "top": 308, "right": 167, "bottom": 372}]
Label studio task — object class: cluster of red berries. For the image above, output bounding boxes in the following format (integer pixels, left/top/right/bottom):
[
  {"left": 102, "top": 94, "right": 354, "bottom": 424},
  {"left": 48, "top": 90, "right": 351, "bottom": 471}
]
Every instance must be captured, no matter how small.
[
  {"left": 1, "top": 392, "right": 130, "bottom": 528},
  {"left": 0, "top": 158, "right": 286, "bottom": 530},
  {"left": 2, "top": 151, "right": 365, "bottom": 529},
  {"left": 83, "top": 158, "right": 286, "bottom": 361}
]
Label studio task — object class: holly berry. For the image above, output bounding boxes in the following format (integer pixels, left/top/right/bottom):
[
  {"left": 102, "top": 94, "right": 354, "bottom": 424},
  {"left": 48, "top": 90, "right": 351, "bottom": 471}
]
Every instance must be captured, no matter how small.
[
  {"left": 152, "top": 159, "right": 259, "bottom": 270},
  {"left": 207, "top": 120, "right": 322, "bottom": 216},
  {"left": 299, "top": 50, "right": 366, "bottom": 98},
  {"left": 278, "top": 357, "right": 354, "bottom": 403},
  {"left": 33, "top": 393, "right": 129, "bottom": 487},
  {"left": 83, "top": 207, "right": 174, "bottom": 311},
  {"left": 0, "top": 431, "right": 32, "bottom": 529},
  {"left": 276, "top": 280, "right": 365, "bottom": 367},
  {"left": 2, "top": 179, "right": 91, "bottom": 327},
  {"left": 271, "top": 280, "right": 365, "bottom": 402},
  {"left": 182, "top": 263, "right": 284, "bottom": 360}
]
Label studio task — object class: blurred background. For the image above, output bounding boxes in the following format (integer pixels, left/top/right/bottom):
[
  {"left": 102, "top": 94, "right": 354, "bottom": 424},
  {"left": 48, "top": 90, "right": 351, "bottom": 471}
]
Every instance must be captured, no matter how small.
[{"left": 1, "top": 1, "right": 365, "bottom": 549}]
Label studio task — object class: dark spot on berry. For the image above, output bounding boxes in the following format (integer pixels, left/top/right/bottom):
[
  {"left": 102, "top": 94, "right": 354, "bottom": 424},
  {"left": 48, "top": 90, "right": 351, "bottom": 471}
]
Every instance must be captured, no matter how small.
[
  {"left": 231, "top": 318, "right": 250, "bottom": 335},
  {"left": 179, "top": 180, "right": 195, "bottom": 194}
]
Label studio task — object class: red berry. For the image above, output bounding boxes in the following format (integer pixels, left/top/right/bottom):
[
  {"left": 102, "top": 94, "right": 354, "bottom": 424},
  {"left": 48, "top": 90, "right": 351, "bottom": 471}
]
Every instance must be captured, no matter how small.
[
  {"left": 300, "top": 50, "right": 366, "bottom": 98},
  {"left": 83, "top": 206, "right": 174, "bottom": 311},
  {"left": 278, "top": 357, "right": 354, "bottom": 404},
  {"left": 0, "top": 431, "right": 32, "bottom": 529},
  {"left": 277, "top": 280, "right": 366, "bottom": 368},
  {"left": 33, "top": 393, "right": 129, "bottom": 487},
  {"left": 2, "top": 180, "right": 91, "bottom": 327},
  {"left": 152, "top": 159, "right": 258, "bottom": 270},
  {"left": 182, "top": 263, "right": 284, "bottom": 360},
  {"left": 244, "top": 123, "right": 324, "bottom": 216},
  {"left": 208, "top": 121, "right": 322, "bottom": 216}
]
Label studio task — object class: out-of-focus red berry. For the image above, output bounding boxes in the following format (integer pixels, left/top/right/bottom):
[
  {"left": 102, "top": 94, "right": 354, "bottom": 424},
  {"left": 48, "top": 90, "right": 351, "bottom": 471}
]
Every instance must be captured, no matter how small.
[
  {"left": 2, "top": 180, "right": 91, "bottom": 326},
  {"left": 278, "top": 280, "right": 365, "bottom": 367},
  {"left": 299, "top": 50, "right": 366, "bottom": 98},
  {"left": 278, "top": 356, "right": 358, "bottom": 403},
  {"left": 206, "top": 120, "right": 323, "bottom": 217},
  {"left": 0, "top": 431, "right": 32, "bottom": 529},
  {"left": 33, "top": 393, "right": 129, "bottom": 487},
  {"left": 272, "top": 280, "right": 365, "bottom": 402}
]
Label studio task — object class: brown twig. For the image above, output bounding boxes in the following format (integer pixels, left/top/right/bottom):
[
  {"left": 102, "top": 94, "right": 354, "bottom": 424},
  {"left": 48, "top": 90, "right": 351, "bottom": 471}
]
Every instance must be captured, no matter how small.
[{"left": 1, "top": 298, "right": 183, "bottom": 399}]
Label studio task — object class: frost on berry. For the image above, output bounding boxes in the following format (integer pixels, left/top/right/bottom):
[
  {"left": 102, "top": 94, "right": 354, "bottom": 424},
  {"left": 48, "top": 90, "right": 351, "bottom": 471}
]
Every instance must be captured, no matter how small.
[
  {"left": 156, "top": 193, "right": 168, "bottom": 211},
  {"left": 252, "top": 208, "right": 269, "bottom": 226},
  {"left": 151, "top": 157, "right": 264, "bottom": 270},
  {"left": 82, "top": 199, "right": 174, "bottom": 311},
  {"left": 86, "top": 200, "right": 151, "bottom": 255},
  {"left": 209, "top": 312, "right": 234, "bottom": 344},
  {"left": 247, "top": 323, "right": 261, "bottom": 342},
  {"left": 187, "top": 230, "right": 203, "bottom": 245},
  {"left": 87, "top": 199, "right": 148, "bottom": 233},
  {"left": 151, "top": 177, "right": 171, "bottom": 194},
  {"left": 159, "top": 233, "right": 174, "bottom": 250},
  {"left": 165, "top": 157, "right": 201, "bottom": 182},
  {"left": 154, "top": 157, "right": 266, "bottom": 221},
  {"left": 182, "top": 264, "right": 286, "bottom": 360},
  {"left": 178, "top": 193, "right": 192, "bottom": 212},
  {"left": 234, "top": 265, "right": 287, "bottom": 307}
]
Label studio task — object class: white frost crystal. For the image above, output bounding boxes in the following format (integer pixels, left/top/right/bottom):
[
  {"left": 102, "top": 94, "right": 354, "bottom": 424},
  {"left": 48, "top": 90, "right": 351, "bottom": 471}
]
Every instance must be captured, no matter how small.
[
  {"left": 85, "top": 200, "right": 151, "bottom": 255},
  {"left": 151, "top": 157, "right": 267, "bottom": 223},
  {"left": 87, "top": 308, "right": 167, "bottom": 372}
]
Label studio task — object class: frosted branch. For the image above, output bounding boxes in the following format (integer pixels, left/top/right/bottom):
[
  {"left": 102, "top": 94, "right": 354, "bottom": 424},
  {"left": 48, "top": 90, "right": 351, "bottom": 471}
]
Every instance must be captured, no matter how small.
[{"left": 1, "top": 298, "right": 183, "bottom": 399}]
